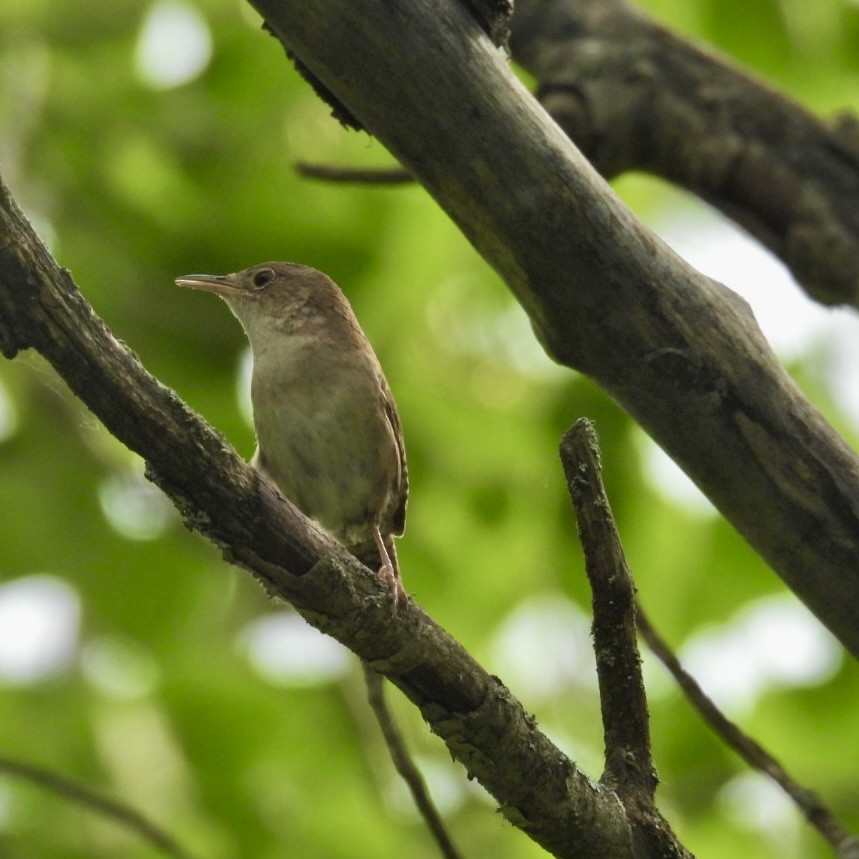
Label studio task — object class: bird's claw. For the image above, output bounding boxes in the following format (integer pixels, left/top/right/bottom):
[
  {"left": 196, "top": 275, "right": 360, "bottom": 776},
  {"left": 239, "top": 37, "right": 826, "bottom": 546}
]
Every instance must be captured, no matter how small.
[{"left": 379, "top": 562, "right": 407, "bottom": 610}]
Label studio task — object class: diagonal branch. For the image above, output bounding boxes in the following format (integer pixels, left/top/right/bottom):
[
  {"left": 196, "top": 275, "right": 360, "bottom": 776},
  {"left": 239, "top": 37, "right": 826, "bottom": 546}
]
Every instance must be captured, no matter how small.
[
  {"left": 636, "top": 607, "right": 859, "bottom": 859},
  {"left": 0, "top": 172, "right": 646, "bottom": 859},
  {"left": 247, "top": 0, "right": 859, "bottom": 658},
  {"left": 510, "top": 0, "right": 859, "bottom": 308},
  {"left": 363, "top": 667, "right": 463, "bottom": 859},
  {"left": 0, "top": 757, "right": 195, "bottom": 859}
]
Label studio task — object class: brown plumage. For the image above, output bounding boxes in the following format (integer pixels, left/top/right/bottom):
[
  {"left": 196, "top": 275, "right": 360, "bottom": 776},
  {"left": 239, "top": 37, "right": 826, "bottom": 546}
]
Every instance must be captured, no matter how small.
[{"left": 175, "top": 262, "right": 408, "bottom": 604}]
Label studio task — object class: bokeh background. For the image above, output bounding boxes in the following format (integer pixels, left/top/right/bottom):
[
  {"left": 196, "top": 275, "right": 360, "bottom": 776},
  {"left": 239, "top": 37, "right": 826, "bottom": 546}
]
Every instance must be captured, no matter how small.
[{"left": 1, "top": 1, "right": 858, "bottom": 857}]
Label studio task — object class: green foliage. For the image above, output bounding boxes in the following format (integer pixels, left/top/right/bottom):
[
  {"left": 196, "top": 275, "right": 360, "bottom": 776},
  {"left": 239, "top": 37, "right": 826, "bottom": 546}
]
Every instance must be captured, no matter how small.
[{"left": 1, "top": 1, "right": 858, "bottom": 857}]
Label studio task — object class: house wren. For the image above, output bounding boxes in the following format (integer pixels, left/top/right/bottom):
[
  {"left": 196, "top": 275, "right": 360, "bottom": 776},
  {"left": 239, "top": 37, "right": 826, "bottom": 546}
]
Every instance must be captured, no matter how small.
[{"left": 175, "top": 262, "right": 408, "bottom": 604}]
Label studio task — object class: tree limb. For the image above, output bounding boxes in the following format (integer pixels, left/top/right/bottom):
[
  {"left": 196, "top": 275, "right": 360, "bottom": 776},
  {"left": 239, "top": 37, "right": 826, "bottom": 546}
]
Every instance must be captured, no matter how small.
[
  {"left": 560, "top": 419, "right": 655, "bottom": 802},
  {"left": 0, "top": 171, "right": 646, "bottom": 859},
  {"left": 510, "top": 0, "right": 859, "bottom": 308},
  {"left": 635, "top": 606, "right": 859, "bottom": 859},
  {"left": 363, "top": 666, "right": 463, "bottom": 859},
  {"left": 294, "top": 161, "right": 414, "bottom": 185},
  {"left": 247, "top": 0, "right": 859, "bottom": 656},
  {"left": 0, "top": 757, "right": 195, "bottom": 859},
  {"left": 560, "top": 420, "right": 692, "bottom": 859}
]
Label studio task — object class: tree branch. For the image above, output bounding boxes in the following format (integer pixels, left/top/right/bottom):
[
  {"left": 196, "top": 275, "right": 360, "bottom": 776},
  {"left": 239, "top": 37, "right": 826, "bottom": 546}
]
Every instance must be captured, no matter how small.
[
  {"left": 0, "top": 172, "right": 644, "bottom": 859},
  {"left": 0, "top": 757, "right": 195, "bottom": 859},
  {"left": 247, "top": 0, "right": 859, "bottom": 656},
  {"left": 294, "top": 161, "right": 414, "bottom": 184},
  {"left": 635, "top": 607, "right": 859, "bottom": 859},
  {"left": 363, "top": 667, "right": 462, "bottom": 859},
  {"left": 560, "top": 420, "right": 692, "bottom": 859},
  {"left": 559, "top": 420, "right": 655, "bottom": 802},
  {"left": 510, "top": 0, "right": 859, "bottom": 308}
]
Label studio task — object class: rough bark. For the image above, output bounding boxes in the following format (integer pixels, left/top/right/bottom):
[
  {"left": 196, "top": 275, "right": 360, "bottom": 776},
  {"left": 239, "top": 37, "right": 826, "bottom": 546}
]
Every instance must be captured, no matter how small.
[
  {"left": 510, "top": 0, "right": 859, "bottom": 307},
  {"left": 0, "top": 173, "right": 661, "bottom": 859},
  {"left": 246, "top": 0, "right": 859, "bottom": 655}
]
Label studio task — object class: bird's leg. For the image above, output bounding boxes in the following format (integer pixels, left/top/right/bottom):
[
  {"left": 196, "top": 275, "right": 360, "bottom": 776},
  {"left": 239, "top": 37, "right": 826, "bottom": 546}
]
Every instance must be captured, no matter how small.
[{"left": 373, "top": 526, "right": 406, "bottom": 607}]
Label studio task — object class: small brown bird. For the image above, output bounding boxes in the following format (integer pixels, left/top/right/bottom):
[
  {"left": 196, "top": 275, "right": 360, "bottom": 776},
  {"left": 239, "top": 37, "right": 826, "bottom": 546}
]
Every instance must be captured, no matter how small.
[{"left": 175, "top": 262, "right": 408, "bottom": 604}]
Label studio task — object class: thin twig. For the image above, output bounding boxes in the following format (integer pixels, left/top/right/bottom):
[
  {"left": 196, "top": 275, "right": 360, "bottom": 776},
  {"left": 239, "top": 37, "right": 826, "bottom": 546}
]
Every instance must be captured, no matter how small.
[
  {"left": 635, "top": 606, "right": 859, "bottom": 859},
  {"left": 559, "top": 418, "right": 656, "bottom": 801},
  {"left": 362, "top": 666, "right": 463, "bottom": 859},
  {"left": 0, "top": 756, "right": 195, "bottom": 859},
  {"left": 294, "top": 161, "right": 414, "bottom": 185}
]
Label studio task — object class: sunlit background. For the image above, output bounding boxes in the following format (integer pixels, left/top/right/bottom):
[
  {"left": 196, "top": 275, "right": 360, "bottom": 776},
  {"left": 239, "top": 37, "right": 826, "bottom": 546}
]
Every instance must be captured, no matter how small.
[{"left": 1, "top": 1, "right": 858, "bottom": 857}]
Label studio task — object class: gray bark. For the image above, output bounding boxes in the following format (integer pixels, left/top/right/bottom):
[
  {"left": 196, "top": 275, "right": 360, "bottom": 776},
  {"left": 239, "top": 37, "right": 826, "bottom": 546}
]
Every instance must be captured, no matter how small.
[
  {"left": 249, "top": 0, "right": 859, "bottom": 655},
  {"left": 511, "top": 0, "right": 859, "bottom": 307}
]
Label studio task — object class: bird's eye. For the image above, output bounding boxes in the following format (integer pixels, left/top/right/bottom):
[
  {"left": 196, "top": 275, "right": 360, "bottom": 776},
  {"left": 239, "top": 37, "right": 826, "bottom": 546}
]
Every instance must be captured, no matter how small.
[{"left": 252, "top": 269, "right": 276, "bottom": 289}]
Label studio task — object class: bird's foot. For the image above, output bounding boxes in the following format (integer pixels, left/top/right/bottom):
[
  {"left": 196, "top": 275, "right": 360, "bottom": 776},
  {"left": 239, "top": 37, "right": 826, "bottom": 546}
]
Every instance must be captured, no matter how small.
[
  {"left": 379, "top": 561, "right": 407, "bottom": 610},
  {"left": 372, "top": 527, "right": 407, "bottom": 610}
]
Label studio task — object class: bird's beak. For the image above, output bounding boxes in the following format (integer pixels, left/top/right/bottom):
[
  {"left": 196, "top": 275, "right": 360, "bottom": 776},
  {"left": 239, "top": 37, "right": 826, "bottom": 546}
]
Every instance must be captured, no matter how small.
[{"left": 174, "top": 273, "right": 243, "bottom": 297}]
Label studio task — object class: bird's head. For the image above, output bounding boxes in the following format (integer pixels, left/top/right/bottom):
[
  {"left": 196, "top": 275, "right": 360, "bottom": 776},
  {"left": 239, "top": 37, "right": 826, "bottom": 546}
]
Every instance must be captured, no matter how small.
[{"left": 175, "top": 262, "right": 350, "bottom": 341}]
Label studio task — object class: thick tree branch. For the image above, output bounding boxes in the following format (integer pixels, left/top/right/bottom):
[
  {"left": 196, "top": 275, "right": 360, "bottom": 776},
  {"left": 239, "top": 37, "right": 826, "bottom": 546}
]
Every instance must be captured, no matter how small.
[
  {"left": 247, "top": 0, "right": 859, "bottom": 655},
  {"left": 510, "top": 0, "right": 859, "bottom": 307},
  {"left": 0, "top": 174, "right": 647, "bottom": 859}
]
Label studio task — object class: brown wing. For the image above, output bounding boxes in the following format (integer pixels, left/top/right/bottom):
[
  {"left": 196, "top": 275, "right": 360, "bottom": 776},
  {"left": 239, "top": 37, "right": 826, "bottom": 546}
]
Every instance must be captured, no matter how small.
[{"left": 381, "top": 376, "right": 408, "bottom": 537}]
